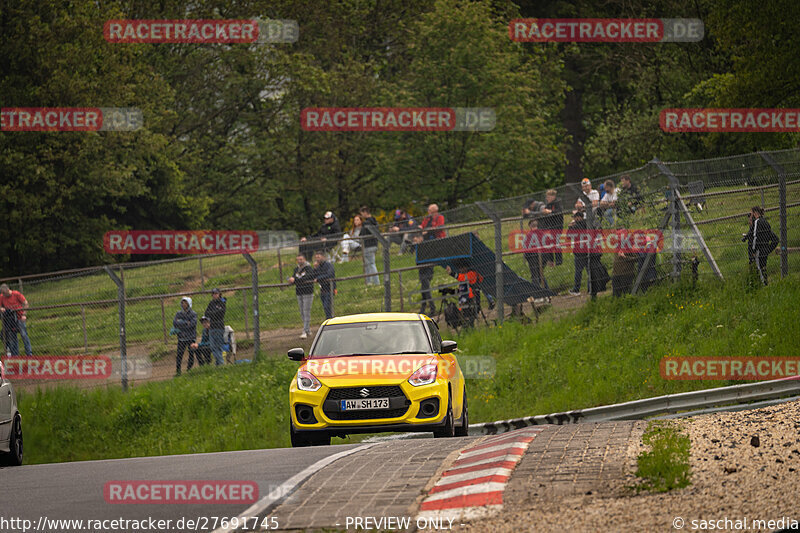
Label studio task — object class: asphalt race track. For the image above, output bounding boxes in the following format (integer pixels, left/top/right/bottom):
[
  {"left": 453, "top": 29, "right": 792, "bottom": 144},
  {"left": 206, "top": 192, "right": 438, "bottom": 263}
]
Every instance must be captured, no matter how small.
[{"left": 1, "top": 444, "right": 364, "bottom": 531}]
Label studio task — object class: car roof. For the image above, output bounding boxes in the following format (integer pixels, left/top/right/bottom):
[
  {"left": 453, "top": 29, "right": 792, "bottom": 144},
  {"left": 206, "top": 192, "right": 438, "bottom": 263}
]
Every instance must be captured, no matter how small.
[{"left": 323, "top": 312, "right": 431, "bottom": 325}]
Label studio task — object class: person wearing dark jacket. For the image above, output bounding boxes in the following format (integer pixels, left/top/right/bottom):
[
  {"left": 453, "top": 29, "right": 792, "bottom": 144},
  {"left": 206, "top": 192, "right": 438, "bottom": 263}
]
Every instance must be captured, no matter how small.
[
  {"left": 540, "top": 189, "right": 564, "bottom": 265},
  {"left": 313, "top": 251, "right": 336, "bottom": 319},
  {"left": 173, "top": 296, "right": 198, "bottom": 375},
  {"left": 289, "top": 254, "right": 315, "bottom": 338},
  {"left": 204, "top": 288, "right": 227, "bottom": 365},
  {"left": 360, "top": 206, "right": 380, "bottom": 285},
  {"left": 743, "top": 206, "right": 776, "bottom": 285},
  {"left": 191, "top": 316, "right": 212, "bottom": 366},
  {"left": 299, "top": 211, "right": 343, "bottom": 258}
]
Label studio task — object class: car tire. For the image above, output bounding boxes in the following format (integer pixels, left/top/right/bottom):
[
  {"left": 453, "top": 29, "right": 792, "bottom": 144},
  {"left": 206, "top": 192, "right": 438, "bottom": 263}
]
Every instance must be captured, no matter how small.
[
  {"left": 0, "top": 416, "right": 23, "bottom": 467},
  {"left": 290, "top": 424, "right": 330, "bottom": 447},
  {"left": 454, "top": 389, "right": 469, "bottom": 437},
  {"left": 433, "top": 392, "right": 455, "bottom": 438}
]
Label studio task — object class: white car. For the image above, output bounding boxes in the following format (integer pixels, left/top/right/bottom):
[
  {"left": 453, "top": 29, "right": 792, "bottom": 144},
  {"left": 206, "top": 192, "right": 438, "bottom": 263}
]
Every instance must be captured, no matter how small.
[{"left": 0, "top": 361, "right": 23, "bottom": 466}]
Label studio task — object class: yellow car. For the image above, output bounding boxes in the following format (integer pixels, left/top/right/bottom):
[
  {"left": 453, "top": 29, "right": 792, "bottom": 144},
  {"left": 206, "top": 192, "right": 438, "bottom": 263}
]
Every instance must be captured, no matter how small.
[{"left": 287, "top": 313, "right": 468, "bottom": 447}]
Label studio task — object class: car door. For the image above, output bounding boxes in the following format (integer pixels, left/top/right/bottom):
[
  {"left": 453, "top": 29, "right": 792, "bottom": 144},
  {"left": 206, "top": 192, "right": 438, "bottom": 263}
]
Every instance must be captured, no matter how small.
[{"left": 0, "top": 363, "right": 12, "bottom": 442}]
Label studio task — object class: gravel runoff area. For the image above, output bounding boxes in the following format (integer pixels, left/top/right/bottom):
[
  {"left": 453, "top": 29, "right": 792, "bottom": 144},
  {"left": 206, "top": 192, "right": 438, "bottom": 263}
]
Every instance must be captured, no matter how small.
[{"left": 455, "top": 399, "right": 800, "bottom": 533}]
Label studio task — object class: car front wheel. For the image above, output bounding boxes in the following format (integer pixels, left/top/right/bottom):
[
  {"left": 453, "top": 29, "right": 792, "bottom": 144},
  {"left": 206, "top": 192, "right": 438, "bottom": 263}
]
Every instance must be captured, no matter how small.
[
  {"left": 433, "top": 393, "right": 455, "bottom": 438},
  {"left": 1, "top": 416, "right": 23, "bottom": 466},
  {"left": 454, "top": 389, "right": 469, "bottom": 437}
]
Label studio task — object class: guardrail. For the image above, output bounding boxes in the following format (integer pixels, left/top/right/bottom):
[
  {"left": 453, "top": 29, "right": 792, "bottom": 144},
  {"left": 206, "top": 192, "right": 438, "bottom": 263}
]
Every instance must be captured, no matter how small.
[{"left": 468, "top": 376, "right": 800, "bottom": 435}]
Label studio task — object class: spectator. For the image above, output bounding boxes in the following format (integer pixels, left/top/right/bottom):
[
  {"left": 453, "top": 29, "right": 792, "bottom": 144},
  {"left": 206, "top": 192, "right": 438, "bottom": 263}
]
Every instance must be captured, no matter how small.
[
  {"left": 618, "top": 174, "right": 642, "bottom": 215},
  {"left": 576, "top": 178, "right": 600, "bottom": 210},
  {"left": 2, "top": 307, "right": 18, "bottom": 356},
  {"left": 300, "top": 211, "right": 342, "bottom": 258},
  {"left": 340, "top": 215, "right": 363, "bottom": 262},
  {"left": 203, "top": 288, "right": 226, "bottom": 366},
  {"left": 522, "top": 198, "right": 545, "bottom": 220},
  {"left": 0, "top": 283, "right": 31, "bottom": 356},
  {"left": 288, "top": 253, "right": 315, "bottom": 339},
  {"left": 568, "top": 211, "right": 589, "bottom": 296},
  {"left": 314, "top": 251, "right": 336, "bottom": 320},
  {"left": 599, "top": 179, "right": 618, "bottom": 226},
  {"left": 540, "top": 189, "right": 564, "bottom": 265},
  {"left": 412, "top": 231, "right": 436, "bottom": 316},
  {"left": 611, "top": 250, "right": 638, "bottom": 297},
  {"left": 446, "top": 262, "right": 484, "bottom": 329},
  {"left": 523, "top": 217, "right": 551, "bottom": 292},
  {"left": 743, "top": 205, "right": 778, "bottom": 286},
  {"left": 389, "top": 209, "right": 417, "bottom": 254},
  {"left": 191, "top": 316, "right": 212, "bottom": 366},
  {"left": 420, "top": 203, "right": 446, "bottom": 240},
  {"left": 173, "top": 297, "right": 197, "bottom": 376},
  {"left": 359, "top": 206, "right": 380, "bottom": 286}
]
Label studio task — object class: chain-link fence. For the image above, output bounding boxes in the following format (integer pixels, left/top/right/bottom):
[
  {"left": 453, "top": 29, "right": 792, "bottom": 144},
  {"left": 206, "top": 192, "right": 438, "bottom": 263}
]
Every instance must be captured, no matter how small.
[{"left": 1, "top": 149, "right": 797, "bottom": 391}]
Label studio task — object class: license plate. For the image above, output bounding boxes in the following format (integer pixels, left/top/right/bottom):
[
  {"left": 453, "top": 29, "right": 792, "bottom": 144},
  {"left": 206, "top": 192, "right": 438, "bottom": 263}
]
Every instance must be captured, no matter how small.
[{"left": 340, "top": 398, "right": 390, "bottom": 410}]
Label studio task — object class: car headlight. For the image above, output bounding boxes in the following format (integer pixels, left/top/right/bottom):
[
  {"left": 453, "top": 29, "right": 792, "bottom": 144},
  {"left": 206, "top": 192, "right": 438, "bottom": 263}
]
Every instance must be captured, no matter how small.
[
  {"left": 408, "top": 363, "right": 438, "bottom": 386},
  {"left": 297, "top": 370, "right": 322, "bottom": 392}
]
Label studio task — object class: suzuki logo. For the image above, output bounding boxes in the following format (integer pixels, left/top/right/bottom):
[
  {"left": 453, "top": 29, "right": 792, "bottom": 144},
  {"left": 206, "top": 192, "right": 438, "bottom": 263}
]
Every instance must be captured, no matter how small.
[{"left": 359, "top": 388, "right": 370, "bottom": 397}]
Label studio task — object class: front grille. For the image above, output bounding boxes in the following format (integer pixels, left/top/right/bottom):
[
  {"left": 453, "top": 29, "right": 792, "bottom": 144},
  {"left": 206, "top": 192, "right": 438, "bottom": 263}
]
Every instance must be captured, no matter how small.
[
  {"left": 326, "top": 407, "right": 409, "bottom": 420},
  {"left": 324, "top": 385, "right": 409, "bottom": 421},
  {"left": 326, "top": 385, "right": 404, "bottom": 400}
]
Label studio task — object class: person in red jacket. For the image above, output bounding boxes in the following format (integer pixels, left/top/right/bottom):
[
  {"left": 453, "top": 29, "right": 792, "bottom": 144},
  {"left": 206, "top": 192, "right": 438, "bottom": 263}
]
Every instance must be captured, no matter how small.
[
  {"left": 0, "top": 284, "right": 32, "bottom": 356},
  {"left": 420, "top": 203, "right": 446, "bottom": 240}
]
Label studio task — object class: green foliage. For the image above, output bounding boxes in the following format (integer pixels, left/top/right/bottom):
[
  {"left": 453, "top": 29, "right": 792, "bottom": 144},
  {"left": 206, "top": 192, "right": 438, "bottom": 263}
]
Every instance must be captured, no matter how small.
[{"left": 634, "top": 421, "right": 691, "bottom": 492}]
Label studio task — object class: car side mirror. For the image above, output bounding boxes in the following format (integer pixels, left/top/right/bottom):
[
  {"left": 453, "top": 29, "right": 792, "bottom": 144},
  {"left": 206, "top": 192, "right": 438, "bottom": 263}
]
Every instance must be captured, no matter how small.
[
  {"left": 441, "top": 340, "right": 457, "bottom": 353},
  {"left": 287, "top": 348, "right": 305, "bottom": 361}
]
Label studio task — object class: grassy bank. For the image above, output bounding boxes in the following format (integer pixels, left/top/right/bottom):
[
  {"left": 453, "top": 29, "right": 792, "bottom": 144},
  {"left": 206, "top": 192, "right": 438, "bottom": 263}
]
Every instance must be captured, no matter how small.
[{"left": 17, "top": 272, "right": 799, "bottom": 464}]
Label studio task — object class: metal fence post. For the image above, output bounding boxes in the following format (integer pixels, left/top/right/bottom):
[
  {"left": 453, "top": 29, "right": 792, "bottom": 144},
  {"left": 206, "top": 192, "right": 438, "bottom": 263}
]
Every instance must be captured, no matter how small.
[
  {"left": 329, "top": 279, "right": 335, "bottom": 317},
  {"left": 277, "top": 248, "right": 284, "bottom": 284},
  {"left": 365, "top": 225, "right": 391, "bottom": 312},
  {"left": 242, "top": 254, "right": 260, "bottom": 360},
  {"left": 760, "top": 152, "right": 789, "bottom": 278},
  {"left": 104, "top": 266, "right": 127, "bottom": 392},
  {"left": 198, "top": 257, "right": 204, "bottom": 289},
  {"left": 476, "top": 202, "right": 504, "bottom": 324},
  {"left": 398, "top": 271, "right": 404, "bottom": 312},
  {"left": 242, "top": 289, "right": 250, "bottom": 339}
]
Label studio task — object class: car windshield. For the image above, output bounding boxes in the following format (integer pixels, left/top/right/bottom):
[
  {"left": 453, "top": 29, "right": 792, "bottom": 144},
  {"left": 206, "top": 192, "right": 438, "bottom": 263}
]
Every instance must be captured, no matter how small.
[{"left": 310, "top": 320, "right": 432, "bottom": 358}]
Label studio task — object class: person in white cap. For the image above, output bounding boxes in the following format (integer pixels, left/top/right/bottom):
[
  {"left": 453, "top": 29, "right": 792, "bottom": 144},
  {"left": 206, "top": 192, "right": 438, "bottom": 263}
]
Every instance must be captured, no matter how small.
[{"left": 576, "top": 178, "right": 599, "bottom": 209}]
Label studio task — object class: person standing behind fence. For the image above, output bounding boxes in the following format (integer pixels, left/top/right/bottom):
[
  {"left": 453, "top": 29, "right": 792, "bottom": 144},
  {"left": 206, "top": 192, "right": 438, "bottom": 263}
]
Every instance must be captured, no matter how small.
[
  {"left": 173, "top": 297, "right": 197, "bottom": 376},
  {"left": 359, "top": 206, "right": 380, "bottom": 286},
  {"left": 204, "top": 288, "right": 226, "bottom": 365},
  {"left": 314, "top": 251, "right": 336, "bottom": 320},
  {"left": 289, "top": 254, "right": 315, "bottom": 339},
  {"left": 421, "top": 204, "right": 446, "bottom": 240},
  {"left": 0, "top": 284, "right": 32, "bottom": 356},
  {"left": 412, "top": 231, "right": 436, "bottom": 317},
  {"left": 743, "top": 206, "right": 778, "bottom": 286},
  {"left": 191, "top": 316, "right": 212, "bottom": 366}
]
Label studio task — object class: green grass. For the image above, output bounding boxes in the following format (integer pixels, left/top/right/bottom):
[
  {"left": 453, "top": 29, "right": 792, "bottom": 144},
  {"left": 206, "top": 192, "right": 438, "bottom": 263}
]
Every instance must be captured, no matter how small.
[
  {"left": 634, "top": 421, "right": 691, "bottom": 492},
  {"left": 17, "top": 272, "right": 799, "bottom": 465},
  {"left": 455, "top": 271, "right": 800, "bottom": 422}
]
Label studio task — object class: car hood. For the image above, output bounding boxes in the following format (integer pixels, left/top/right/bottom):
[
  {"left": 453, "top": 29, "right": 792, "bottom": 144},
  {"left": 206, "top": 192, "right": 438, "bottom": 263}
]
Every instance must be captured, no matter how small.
[{"left": 301, "top": 354, "right": 439, "bottom": 385}]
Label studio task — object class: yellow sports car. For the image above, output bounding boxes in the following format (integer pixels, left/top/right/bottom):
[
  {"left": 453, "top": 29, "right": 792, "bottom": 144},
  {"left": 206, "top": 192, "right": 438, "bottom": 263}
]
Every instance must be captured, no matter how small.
[{"left": 287, "top": 313, "right": 468, "bottom": 447}]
